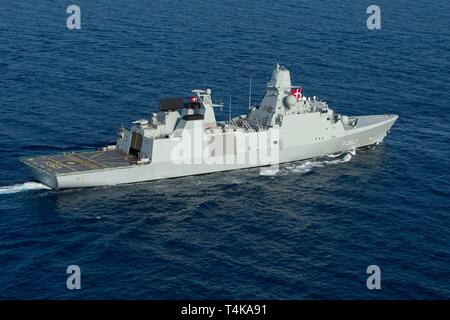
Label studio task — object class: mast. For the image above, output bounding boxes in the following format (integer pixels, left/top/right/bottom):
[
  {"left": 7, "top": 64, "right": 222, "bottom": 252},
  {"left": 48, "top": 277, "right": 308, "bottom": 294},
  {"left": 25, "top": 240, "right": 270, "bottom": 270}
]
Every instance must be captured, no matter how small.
[
  {"left": 248, "top": 75, "right": 252, "bottom": 110},
  {"left": 229, "top": 96, "right": 232, "bottom": 122}
]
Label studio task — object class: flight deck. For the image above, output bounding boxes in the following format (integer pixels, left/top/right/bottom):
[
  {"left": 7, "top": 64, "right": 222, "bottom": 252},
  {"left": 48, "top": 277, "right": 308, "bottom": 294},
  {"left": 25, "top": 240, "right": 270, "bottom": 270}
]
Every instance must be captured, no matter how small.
[{"left": 21, "top": 150, "right": 136, "bottom": 175}]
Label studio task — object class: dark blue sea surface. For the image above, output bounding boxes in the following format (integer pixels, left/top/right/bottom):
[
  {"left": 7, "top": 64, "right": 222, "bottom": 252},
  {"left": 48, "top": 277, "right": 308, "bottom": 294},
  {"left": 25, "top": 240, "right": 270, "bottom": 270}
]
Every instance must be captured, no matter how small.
[{"left": 0, "top": 0, "right": 449, "bottom": 299}]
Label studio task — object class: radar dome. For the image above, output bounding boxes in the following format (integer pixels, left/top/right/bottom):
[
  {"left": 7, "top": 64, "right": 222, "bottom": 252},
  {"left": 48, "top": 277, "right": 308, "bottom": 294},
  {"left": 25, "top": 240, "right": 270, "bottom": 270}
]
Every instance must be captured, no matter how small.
[{"left": 285, "top": 95, "right": 297, "bottom": 107}]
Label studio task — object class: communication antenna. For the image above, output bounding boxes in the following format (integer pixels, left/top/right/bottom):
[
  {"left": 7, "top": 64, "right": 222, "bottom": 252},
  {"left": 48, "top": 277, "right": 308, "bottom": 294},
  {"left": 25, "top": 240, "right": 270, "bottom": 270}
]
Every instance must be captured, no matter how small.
[
  {"left": 248, "top": 75, "right": 252, "bottom": 110},
  {"left": 229, "top": 96, "right": 232, "bottom": 122}
]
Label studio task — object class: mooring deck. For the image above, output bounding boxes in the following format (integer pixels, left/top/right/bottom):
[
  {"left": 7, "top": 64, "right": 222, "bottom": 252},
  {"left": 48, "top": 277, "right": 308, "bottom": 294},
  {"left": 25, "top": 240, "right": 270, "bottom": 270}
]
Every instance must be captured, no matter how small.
[{"left": 22, "top": 150, "right": 136, "bottom": 175}]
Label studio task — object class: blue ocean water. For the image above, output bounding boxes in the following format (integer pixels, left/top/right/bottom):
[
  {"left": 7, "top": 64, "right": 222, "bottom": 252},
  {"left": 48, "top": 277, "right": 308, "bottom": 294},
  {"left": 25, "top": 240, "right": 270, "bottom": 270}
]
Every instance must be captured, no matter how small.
[{"left": 0, "top": 0, "right": 449, "bottom": 299}]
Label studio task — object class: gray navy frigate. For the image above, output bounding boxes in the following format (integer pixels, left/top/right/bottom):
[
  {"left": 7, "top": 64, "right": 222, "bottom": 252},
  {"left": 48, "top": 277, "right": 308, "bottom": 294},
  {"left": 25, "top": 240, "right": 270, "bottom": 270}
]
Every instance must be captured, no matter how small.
[{"left": 22, "top": 64, "right": 398, "bottom": 189}]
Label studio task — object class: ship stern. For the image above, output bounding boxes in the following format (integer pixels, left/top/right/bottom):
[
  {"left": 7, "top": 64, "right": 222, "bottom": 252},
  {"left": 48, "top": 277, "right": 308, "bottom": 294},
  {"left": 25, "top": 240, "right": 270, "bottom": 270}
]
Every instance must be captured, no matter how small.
[{"left": 21, "top": 158, "right": 58, "bottom": 189}]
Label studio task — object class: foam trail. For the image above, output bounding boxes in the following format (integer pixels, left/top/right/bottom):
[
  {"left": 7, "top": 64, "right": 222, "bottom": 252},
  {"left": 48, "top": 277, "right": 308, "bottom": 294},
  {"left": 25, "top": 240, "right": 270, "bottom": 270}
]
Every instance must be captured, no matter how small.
[
  {"left": 264, "top": 151, "right": 354, "bottom": 176},
  {"left": 0, "top": 182, "right": 51, "bottom": 195},
  {"left": 323, "top": 153, "right": 352, "bottom": 165},
  {"left": 326, "top": 153, "right": 342, "bottom": 158},
  {"left": 259, "top": 166, "right": 280, "bottom": 176}
]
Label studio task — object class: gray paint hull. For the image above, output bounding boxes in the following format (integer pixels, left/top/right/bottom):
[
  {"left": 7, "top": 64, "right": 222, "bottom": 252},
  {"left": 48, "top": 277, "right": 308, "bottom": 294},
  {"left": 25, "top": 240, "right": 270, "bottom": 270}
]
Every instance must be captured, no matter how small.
[
  {"left": 23, "top": 66, "right": 399, "bottom": 189},
  {"left": 39, "top": 114, "right": 397, "bottom": 189}
]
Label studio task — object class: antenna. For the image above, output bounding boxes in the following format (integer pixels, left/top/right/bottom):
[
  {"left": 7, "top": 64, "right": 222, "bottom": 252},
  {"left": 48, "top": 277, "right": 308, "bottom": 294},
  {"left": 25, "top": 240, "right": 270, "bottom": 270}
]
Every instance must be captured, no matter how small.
[
  {"left": 229, "top": 96, "right": 232, "bottom": 122},
  {"left": 248, "top": 75, "right": 252, "bottom": 110}
]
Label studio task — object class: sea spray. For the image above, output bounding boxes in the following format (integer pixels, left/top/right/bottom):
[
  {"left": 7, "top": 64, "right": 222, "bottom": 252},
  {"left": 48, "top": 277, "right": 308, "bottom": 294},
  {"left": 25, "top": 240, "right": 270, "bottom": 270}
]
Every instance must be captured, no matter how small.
[
  {"left": 260, "top": 151, "right": 354, "bottom": 176},
  {"left": 0, "top": 182, "right": 51, "bottom": 195}
]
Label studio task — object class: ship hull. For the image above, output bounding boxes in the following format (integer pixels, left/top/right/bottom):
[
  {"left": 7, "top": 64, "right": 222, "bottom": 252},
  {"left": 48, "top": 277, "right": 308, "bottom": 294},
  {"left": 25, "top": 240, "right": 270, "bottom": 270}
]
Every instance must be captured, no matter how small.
[{"left": 25, "top": 114, "right": 398, "bottom": 189}]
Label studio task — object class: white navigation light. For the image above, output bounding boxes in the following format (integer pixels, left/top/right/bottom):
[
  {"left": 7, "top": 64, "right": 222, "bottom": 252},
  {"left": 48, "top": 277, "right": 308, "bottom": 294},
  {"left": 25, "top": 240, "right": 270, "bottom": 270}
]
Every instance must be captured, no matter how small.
[{"left": 206, "top": 88, "right": 211, "bottom": 95}]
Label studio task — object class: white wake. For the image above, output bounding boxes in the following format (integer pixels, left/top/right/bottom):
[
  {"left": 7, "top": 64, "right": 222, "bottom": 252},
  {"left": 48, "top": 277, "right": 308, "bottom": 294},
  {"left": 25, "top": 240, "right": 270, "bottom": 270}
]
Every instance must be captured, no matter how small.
[
  {"left": 259, "top": 166, "right": 280, "bottom": 176},
  {"left": 0, "top": 182, "right": 51, "bottom": 195},
  {"left": 260, "top": 151, "right": 354, "bottom": 176}
]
